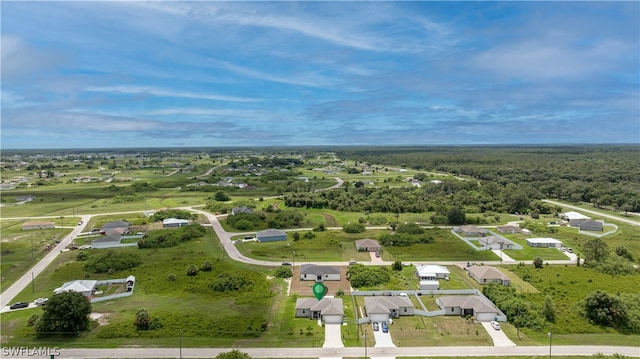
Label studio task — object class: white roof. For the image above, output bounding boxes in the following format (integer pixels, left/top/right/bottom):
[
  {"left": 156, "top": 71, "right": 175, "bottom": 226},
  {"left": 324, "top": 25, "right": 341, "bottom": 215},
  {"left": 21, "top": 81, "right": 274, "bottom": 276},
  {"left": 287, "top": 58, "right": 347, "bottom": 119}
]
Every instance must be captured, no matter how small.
[
  {"left": 416, "top": 265, "right": 449, "bottom": 276},
  {"left": 163, "top": 218, "right": 189, "bottom": 224},
  {"left": 54, "top": 280, "right": 97, "bottom": 294},
  {"left": 563, "top": 211, "right": 590, "bottom": 220},
  {"left": 526, "top": 238, "right": 563, "bottom": 244}
]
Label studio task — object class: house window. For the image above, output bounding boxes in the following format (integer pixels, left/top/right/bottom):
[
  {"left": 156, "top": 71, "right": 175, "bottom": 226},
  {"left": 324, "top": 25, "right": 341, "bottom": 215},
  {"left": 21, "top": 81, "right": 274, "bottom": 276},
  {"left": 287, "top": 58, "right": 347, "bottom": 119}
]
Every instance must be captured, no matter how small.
[
  {"left": 451, "top": 308, "right": 455, "bottom": 312},
  {"left": 302, "top": 310, "right": 305, "bottom": 314},
  {"left": 404, "top": 308, "right": 407, "bottom": 313}
]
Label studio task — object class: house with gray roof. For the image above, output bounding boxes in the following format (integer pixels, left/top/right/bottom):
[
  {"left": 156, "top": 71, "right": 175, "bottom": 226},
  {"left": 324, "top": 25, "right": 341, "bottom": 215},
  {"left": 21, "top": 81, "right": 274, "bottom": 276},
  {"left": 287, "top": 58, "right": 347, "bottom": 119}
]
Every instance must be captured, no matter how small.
[
  {"left": 355, "top": 239, "right": 381, "bottom": 252},
  {"left": 231, "top": 206, "right": 254, "bottom": 215},
  {"left": 295, "top": 297, "right": 344, "bottom": 324},
  {"left": 468, "top": 266, "right": 511, "bottom": 286},
  {"left": 578, "top": 220, "right": 604, "bottom": 232},
  {"left": 437, "top": 295, "right": 503, "bottom": 322},
  {"left": 454, "top": 225, "right": 488, "bottom": 237},
  {"left": 364, "top": 296, "right": 414, "bottom": 323},
  {"left": 256, "top": 228, "right": 287, "bottom": 242},
  {"left": 54, "top": 280, "right": 97, "bottom": 297},
  {"left": 497, "top": 225, "right": 522, "bottom": 234},
  {"left": 300, "top": 264, "right": 341, "bottom": 282}
]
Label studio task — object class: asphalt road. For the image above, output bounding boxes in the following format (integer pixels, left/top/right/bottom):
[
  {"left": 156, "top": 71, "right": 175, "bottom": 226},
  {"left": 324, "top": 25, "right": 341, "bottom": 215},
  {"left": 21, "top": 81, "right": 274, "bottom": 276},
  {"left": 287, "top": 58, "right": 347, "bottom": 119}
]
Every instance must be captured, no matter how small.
[
  {"left": 2, "top": 345, "right": 638, "bottom": 358},
  {"left": 542, "top": 199, "right": 640, "bottom": 226},
  {"left": 0, "top": 214, "right": 92, "bottom": 308}
]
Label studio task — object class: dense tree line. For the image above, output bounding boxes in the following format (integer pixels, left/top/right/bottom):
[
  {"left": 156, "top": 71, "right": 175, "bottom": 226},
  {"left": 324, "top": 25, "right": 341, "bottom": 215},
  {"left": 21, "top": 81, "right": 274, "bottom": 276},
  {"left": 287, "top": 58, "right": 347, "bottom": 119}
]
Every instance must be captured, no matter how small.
[
  {"left": 336, "top": 146, "right": 640, "bottom": 212},
  {"left": 282, "top": 180, "right": 555, "bottom": 221}
]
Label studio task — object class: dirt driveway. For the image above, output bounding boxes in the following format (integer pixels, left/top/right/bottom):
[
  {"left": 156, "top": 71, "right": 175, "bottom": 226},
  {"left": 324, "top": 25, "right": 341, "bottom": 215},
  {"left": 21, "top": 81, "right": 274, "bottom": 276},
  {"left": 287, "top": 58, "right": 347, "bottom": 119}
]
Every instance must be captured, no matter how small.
[{"left": 289, "top": 266, "right": 352, "bottom": 296}]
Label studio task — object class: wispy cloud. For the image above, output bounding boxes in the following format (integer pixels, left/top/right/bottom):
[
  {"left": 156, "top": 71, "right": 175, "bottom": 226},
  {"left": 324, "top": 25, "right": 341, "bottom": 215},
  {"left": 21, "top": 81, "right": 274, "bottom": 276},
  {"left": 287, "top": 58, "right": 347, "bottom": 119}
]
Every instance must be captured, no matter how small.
[{"left": 85, "top": 85, "right": 262, "bottom": 103}]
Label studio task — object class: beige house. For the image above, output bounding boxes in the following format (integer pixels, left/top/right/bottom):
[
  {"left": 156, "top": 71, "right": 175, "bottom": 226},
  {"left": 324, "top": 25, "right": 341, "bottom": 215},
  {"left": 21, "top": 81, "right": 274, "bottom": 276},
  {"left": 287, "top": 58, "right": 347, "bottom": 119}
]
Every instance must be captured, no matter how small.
[
  {"left": 468, "top": 266, "right": 511, "bottom": 286},
  {"left": 22, "top": 221, "right": 55, "bottom": 230},
  {"left": 354, "top": 238, "right": 381, "bottom": 252},
  {"left": 295, "top": 297, "right": 344, "bottom": 324}
]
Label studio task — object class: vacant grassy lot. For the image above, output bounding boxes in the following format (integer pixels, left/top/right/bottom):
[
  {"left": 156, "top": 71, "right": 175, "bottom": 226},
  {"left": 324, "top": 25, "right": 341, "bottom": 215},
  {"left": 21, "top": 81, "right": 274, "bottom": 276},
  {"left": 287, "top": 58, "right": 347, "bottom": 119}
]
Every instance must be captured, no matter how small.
[
  {"left": 0, "top": 221, "right": 72, "bottom": 292},
  {"left": 509, "top": 264, "right": 640, "bottom": 339}
]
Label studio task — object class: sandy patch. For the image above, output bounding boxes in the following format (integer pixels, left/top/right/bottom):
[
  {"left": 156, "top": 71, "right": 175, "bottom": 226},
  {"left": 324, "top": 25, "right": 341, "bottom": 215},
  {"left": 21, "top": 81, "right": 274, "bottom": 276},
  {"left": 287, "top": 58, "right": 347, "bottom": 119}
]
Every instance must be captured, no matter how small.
[{"left": 90, "top": 312, "right": 110, "bottom": 326}]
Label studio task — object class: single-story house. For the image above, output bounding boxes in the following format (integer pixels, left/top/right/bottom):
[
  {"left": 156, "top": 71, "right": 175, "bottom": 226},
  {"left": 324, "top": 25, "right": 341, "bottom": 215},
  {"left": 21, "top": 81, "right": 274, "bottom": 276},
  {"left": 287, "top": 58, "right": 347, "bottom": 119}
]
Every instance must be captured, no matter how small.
[
  {"left": 300, "top": 264, "right": 341, "bottom": 282},
  {"left": 162, "top": 218, "right": 189, "bottom": 227},
  {"left": 437, "top": 295, "right": 502, "bottom": 322},
  {"left": 100, "top": 221, "right": 130, "bottom": 235},
  {"left": 54, "top": 280, "right": 97, "bottom": 297},
  {"left": 256, "top": 228, "right": 287, "bottom": 242},
  {"left": 22, "top": 221, "right": 55, "bottom": 230},
  {"left": 497, "top": 225, "right": 522, "bottom": 234},
  {"left": 455, "top": 225, "right": 488, "bottom": 237},
  {"left": 355, "top": 239, "right": 381, "bottom": 252},
  {"left": 416, "top": 265, "right": 450, "bottom": 280},
  {"left": 468, "top": 266, "right": 511, "bottom": 286},
  {"left": 92, "top": 230, "right": 123, "bottom": 248},
  {"left": 295, "top": 297, "right": 344, "bottom": 324},
  {"left": 562, "top": 211, "right": 591, "bottom": 227},
  {"left": 419, "top": 280, "right": 440, "bottom": 290},
  {"left": 526, "top": 237, "right": 563, "bottom": 248},
  {"left": 578, "top": 220, "right": 604, "bottom": 232},
  {"left": 364, "top": 296, "right": 414, "bottom": 323},
  {"left": 479, "top": 236, "right": 514, "bottom": 250},
  {"left": 231, "top": 206, "right": 254, "bottom": 215}
]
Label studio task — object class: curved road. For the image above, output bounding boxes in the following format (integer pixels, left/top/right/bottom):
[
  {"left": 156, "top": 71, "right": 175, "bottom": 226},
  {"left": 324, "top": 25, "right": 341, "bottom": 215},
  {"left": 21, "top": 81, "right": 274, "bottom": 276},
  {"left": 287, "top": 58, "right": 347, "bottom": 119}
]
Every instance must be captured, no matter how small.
[{"left": 542, "top": 199, "right": 640, "bottom": 226}]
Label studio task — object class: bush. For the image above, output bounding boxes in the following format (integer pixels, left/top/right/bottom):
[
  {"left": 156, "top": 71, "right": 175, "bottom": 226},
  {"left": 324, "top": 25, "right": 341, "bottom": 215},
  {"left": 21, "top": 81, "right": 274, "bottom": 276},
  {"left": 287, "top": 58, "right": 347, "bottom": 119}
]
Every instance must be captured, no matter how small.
[
  {"left": 84, "top": 250, "right": 142, "bottom": 273},
  {"left": 201, "top": 261, "right": 213, "bottom": 272},
  {"left": 274, "top": 267, "right": 293, "bottom": 278},
  {"left": 342, "top": 223, "right": 366, "bottom": 233},
  {"left": 211, "top": 273, "right": 250, "bottom": 292},
  {"left": 167, "top": 274, "right": 177, "bottom": 281},
  {"left": 187, "top": 264, "right": 198, "bottom": 276},
  {"left": 347, "top": 264, "right": 391, "bottom": 288}
]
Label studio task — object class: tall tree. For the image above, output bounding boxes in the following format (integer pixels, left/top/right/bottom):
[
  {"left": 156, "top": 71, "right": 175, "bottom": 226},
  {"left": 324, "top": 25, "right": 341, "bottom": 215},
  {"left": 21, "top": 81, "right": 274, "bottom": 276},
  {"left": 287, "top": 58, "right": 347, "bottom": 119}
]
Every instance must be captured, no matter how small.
[
  {"left": 36, "top": 292, "right": 91, "bottom": 336},
  {"left": 447, "top": 206, "right": 466, "bottom": 225},
  {"left": 583, "top": 238, "right": 609, "bottom": 264}
]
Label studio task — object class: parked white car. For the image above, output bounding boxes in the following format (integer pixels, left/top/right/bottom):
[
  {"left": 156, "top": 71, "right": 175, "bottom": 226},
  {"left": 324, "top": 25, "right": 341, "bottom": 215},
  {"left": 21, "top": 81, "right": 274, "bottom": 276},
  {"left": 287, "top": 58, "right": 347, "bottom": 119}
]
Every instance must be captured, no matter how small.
[
  {"left": 490, "top": 321, "right": 501, "bottom": 330},
  {"left": 34, "top": 298, "right": 48, "bottom": 306}
]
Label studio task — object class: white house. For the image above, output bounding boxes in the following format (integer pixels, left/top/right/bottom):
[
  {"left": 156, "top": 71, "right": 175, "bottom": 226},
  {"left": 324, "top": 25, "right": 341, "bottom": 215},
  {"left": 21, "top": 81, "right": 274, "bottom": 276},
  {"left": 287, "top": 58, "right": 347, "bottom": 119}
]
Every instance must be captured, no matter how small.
[
  {"left": 22, "top": 221, "right": 55, "bottom": 230},
  {"left": 162, "top": 218, "right": 189, "bottom": 227},
  {"left": 419, "top": 280, "right": 440, "bottom": 290},
  {"left": 562, "top": 211, "right": 591, "bottom": 227},
  {"left": 295, "top": 297, "right": 344, "bottom": 324},
  {"left": 416, "top": 265, "right": 450, "bottom": 280},
  {"left": 54, "top": 280, "right": 97, "bottom": 297},
  {"left": 526, "top": 238, "right": 563, "bottom": 248},
  {"left": 578, "top": 220, "right": 604, "bottom": 232},
  {"left": 479, "top": 236, "right": 514, "bottom": 250},
  {"left": 300, "top": 264, "right": 341, "bottom": 282}
]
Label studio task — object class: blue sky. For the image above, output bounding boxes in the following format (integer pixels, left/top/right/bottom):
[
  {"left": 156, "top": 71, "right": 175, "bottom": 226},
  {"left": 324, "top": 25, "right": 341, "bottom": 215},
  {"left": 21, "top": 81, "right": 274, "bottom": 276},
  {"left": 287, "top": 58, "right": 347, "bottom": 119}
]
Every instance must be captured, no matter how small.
[{"left": 2, "top": 1, "right": 639, "bottom": 149}]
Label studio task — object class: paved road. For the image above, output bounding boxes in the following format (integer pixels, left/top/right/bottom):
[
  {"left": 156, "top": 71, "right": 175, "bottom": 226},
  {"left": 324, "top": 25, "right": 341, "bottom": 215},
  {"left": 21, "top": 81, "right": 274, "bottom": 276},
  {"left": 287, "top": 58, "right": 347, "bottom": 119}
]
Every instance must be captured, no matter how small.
[
  {"left": 2, "top": 345, "right": 638, "bottom": 358},
  {"left": 542, "top": 199, "right": 640, "bottom": 226},
  {"left": 0, "top": 214, "right": 92, "bottom": 308}
]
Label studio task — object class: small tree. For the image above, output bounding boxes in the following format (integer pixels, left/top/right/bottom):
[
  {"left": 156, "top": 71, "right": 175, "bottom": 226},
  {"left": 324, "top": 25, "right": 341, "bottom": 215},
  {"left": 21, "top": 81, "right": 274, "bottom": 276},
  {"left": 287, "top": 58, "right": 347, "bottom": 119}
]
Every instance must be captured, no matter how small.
[
  {"left": 36, "top": 292, "right": 91, "bottom": 337},
  {"left": 293, "top": 232, "right": 300, "bottom": 241},
  {"left": 135, "top": 308, "right": 151, "bottom": 330},
  {"left": 391, "top": 260, "right": 403, "bottom": 271},
  {"left": 187, "top": 264, "right": 198, "bottom": 276},
  {"left": 447, "top": 206, "right": 466, "bottom": 225},
  {"left": 543, "top": 296, "right": 556, "bottom": 322},
  {"left": 533, "top": 257, "right": 544, "bottom": 269}
]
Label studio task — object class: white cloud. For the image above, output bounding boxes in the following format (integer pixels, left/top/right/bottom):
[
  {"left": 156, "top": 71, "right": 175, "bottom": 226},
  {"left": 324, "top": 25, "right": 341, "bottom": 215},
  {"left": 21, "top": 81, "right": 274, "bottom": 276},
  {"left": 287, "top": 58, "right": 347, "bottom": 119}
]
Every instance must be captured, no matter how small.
[{"left": 85, "top": 85, "right": 261, "bottom": 103}]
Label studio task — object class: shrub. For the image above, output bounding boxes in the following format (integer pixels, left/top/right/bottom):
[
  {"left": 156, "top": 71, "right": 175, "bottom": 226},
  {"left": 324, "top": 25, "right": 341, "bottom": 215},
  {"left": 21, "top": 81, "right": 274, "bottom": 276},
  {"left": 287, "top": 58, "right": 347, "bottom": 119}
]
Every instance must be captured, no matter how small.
[
  {"left": 533, "top": 257, "right": 543, "bottom": 269},
  {"left": 187, "top": 265, "right": 198, "bottom": 276},
  {"left": 84, "top": 250, "right": 142, "bottom": 273},
  {"left": 201, "top": 261, "right": 213, "bottom": 272},
  {"left": 167, "top": 274, "right": 177, "bottom": 281},
  {"left": 274, "top": 267, "right": 293, "bottom": 278},
  {"left": 343, "top": 223, "right": 366, "bottom": 233},
  {"left": 211, "top": 273, "right": 249, "bottom": 292}
]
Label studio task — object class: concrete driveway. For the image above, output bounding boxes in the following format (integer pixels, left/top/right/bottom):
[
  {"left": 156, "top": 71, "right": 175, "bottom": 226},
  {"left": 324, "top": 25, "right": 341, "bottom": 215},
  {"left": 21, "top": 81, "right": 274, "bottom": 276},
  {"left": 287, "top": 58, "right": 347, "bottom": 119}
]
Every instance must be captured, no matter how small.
[
  {"left": 373, "top": 324, "right": 395, "bottom": 348},
  {"left": 322, "top": 323, "right": 344, "bottom": 348},
  {"left": 481, "top": 321, "right": 516, "bottom": 346}
]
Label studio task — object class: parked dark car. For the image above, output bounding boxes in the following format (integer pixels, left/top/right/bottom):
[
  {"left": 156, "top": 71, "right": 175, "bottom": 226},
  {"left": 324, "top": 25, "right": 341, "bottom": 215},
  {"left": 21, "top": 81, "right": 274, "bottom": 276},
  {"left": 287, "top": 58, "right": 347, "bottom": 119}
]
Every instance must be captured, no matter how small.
[
  {"left": 9, "top": 302, "right": 29, "bottom": 310},
  {"left": 381, "top": 322, "right": 389, "bottom": 333},
  {"left": 281, "top": 261, "right": 291, "bottom": 266}
]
